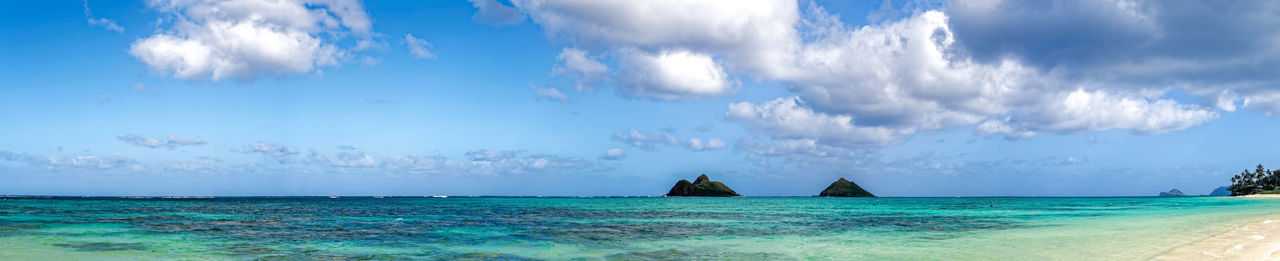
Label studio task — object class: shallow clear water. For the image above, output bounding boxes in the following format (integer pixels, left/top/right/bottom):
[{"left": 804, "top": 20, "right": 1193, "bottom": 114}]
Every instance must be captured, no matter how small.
[{"left": 2, "top": 196, "right": 1279, "bottom": 260}]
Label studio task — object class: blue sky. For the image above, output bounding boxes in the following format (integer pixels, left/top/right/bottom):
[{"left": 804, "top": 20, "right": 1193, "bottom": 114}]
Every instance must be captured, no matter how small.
[{"left": 3, "top": 0, "right": 1280, "bottom": 196}]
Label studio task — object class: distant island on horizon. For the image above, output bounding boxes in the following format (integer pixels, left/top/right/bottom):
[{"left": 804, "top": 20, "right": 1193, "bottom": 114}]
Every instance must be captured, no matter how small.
[{"left": 664, "top": 174, "right": 875, "bottom": 198}]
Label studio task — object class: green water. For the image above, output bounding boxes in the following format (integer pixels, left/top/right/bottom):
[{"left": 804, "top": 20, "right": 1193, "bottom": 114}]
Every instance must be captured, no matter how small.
[{"left": 1, "top": 196, "right": 1278, "bottom": 260}]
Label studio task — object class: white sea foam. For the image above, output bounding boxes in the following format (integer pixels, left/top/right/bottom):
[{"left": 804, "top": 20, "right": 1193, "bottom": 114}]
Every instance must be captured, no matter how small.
[{"left": 1157, "top": 212, "right": 1280, "bottom": 260}]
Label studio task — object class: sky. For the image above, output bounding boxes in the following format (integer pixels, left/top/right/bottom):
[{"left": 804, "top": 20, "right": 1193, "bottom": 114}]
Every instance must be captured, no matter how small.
[{"left": 3, "top": 0, "right": 1280, "bottom": 197}]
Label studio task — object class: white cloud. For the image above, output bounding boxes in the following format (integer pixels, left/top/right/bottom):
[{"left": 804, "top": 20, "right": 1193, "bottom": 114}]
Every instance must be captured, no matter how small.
[
  {"left": 687, "top": 138, "right": 704, "bottom": 151},
  {"left": 162, "top": 161, "right": 215, "bottom": 172},
  {"left": 166, "top": 135, "right": 207, "bottom": 146},
  {"left": 130, "top": 0, "right": 373, "bottom": 81},
  {"left": 512, "top": 0, "right": 798, "bottom": 60},
  {"left": 706, "top": 138, "right": 727, "bottom": 150},
  {"left": 382, "top": 154, "right": 456, "bottom": 174},
  {"left": 686, "top": 138, "right": 726, "bottom": 151},
  {"left": 88, "top": 18, "right": 124, "bottom": 33},
  {"left": 405, "top": 34, "right": 436, "bottom": 59},
  {"left": 243, "top": 142, "right": 300, "bottom": 163},
  {"left": 552, "top": 48, "right": 607, "bottom": 91},
  {"left": 465, "top": 149, "right": 518, "bottom": 161},
  {"left": 611, "top": 129, "right": 678, "bottom": 150},
  {"left": 465, "top": 153, "right": 594, "bottom": 175},
  {"left": 1243, "top": 92, "right": 1280, "bottom": 117},
  {"left": 611, "top": 129, "right": 727, "bottom": 151},
  {"left": 84, "top": 0, "right": 124, "bottom": 33},
  {"left": 118, "top": 134, "right": 166, "bottom": 148},
  {"left": 616, "top": 49, "right": 736, "bottom": 100},
  {"left": 515, "top": 0, "right": 797, "bottom": 99},
  {"left": 2, "top": 143, "right": 607, "bottom": 176},
  {"left": 467, "top": 0, "right": 524, "bottom": 26},
  {"left": 727, "top": 97, "right": 911, "bottom": 147},
  {"left": 974, "top": 119, "right": 1036, "bottom": 139},
  {"left": 532, "top": 85, "right": 568, "bottom": 102},
  {"left": 600, "top": 148, "right": 625, "bottom": 160},
  {"left": 519, "top": 2, "right": 1226, "bottom": 152},
  {"left": 118, "top": 134, "right": 207, "bottom": 148},
  {"left": 388, "top": 149, "right": 601, "bottom": 175},
  {"left": 0, "top": 152, "right": 140, "bottom": 172},
  {"left": 994, "top": 89, "right": 1218, "bottom": 135},
  {"left": 308, "top": 150, "right": 377, "bottom": 168}
]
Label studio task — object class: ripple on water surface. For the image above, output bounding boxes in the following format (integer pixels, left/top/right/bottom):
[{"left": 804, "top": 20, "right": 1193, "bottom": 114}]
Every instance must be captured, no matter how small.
[{"left": 1, "top": 197, "right": 1279, "bottom": 260}]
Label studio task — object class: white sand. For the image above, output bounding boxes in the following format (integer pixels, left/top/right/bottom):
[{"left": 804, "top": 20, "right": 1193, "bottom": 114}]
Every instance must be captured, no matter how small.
[{"left": 1155, "top": 197, "right": 1280, "bottom": 260}]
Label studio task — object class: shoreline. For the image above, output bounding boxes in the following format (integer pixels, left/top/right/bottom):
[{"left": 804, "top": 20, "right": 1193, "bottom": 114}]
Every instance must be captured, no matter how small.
[{"left": 1154, "top": 196, "right": 1280, "bottom": 260}]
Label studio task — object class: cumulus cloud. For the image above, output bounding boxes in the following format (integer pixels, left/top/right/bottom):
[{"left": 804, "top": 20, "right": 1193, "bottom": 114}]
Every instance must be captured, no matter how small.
[
  {"left": 611, "top": 129, "right": 727, "bottom": 151},
  {"left": 706, "top": 138, "right": 727, "bottom": 150},
  {"left": 532, "top": 85, "right": 568, "bottom": 102},
  {"left": 552, "top": 48, "right": 608, "bottom": 91},
  {"left": 600, "top": 148, "right": 625, "bottom": 160},
  {"left": 685, "top": 138, "right": 727, "bottom": 151},
  {"left": 616, "top": 49, "right": 737, "bottom": 100},
  {"left": 945, "top": 0, "right": 1280, "bottom": 115},
  {"left": 118, "top": 134, "right": 207, "bottom": 148},
  {"left": 130, "top": 0, "right": 373, "bottom": 81},
  {"left": 728, "top": 97, "right": 912, "bottom": 147},
  {"left": 467, "top": 0, "right": 524, "bottom": 26},
  {"left": 983, "top": 89, "right": 1218, "bottom": 136},
  {"left": 515, "top": 1, "right": 1241, "bottom": 154},
  {"left": 515, "top": 0, "right": 795, "bottom": 99},
  {"left": 243, "top": 142, "right": 300, "bottom": 163},
  {"left": 405, "top": 34, "right": 436, "bottom": 59}
]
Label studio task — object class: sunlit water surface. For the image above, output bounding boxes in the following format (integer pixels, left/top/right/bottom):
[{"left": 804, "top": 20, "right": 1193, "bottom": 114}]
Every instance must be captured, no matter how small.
[{"left": 2, "top": 196, "right": 1279, "bottom": 260}]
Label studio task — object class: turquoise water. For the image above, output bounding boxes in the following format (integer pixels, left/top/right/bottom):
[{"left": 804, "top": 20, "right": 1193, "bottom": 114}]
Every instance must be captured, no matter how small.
[{"left": 2, "top": 196, "right": 1280, "bottom": 260}]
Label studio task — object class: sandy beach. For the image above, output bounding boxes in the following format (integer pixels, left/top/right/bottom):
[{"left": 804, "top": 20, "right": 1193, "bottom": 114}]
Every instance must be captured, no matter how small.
[{"left": 1155, "top": 196, "right": 1280, "bottom": 260}]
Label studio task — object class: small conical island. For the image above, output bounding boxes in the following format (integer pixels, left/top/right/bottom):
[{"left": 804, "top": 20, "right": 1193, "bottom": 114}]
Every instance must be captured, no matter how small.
[
  {"left": 1158, "top": 189, "right": 1188, "bottom": 197},
  {"left": 818, "top": 178, "right": 875, "bottom": 197},
  {"left": 666, "top": 174, "right": 740, "bottom": 197}
]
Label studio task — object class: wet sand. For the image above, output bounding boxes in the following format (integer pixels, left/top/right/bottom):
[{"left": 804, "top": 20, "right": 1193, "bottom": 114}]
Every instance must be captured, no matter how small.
[{"left": 1155, "top": 196, "right": 1280, "bottom": 260}]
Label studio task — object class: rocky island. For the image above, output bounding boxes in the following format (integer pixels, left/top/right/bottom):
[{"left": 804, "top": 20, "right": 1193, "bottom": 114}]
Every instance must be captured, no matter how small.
[
  {"left": 1159, "top": 189, "right": 1188, "bottom": 197},
  {"left": 1209, "top": 186, "right": 1231, "bottom": 196},
  {"left": 666, "top": 174, "right": 740, "bottom": 197},
  {"left": 819, "top": 178, "right": 875, "bottom": 197}
]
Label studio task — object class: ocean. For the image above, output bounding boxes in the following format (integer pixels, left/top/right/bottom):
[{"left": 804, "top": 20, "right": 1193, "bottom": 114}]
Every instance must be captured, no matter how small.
[{"left": 2, "top": 196, "right": 1278, "bottom": 260}]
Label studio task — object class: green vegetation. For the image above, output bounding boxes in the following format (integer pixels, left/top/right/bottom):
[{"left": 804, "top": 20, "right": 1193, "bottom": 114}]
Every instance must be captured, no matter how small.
[
  {"left": 818, "top": 178, "right": 875, "bottom": 197},
  {"left": 666, "top": 174, "right": 740, "bottom": 197},
  {"left": 1228, "top": 164, "right": 1280, "bottom": 196}
]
